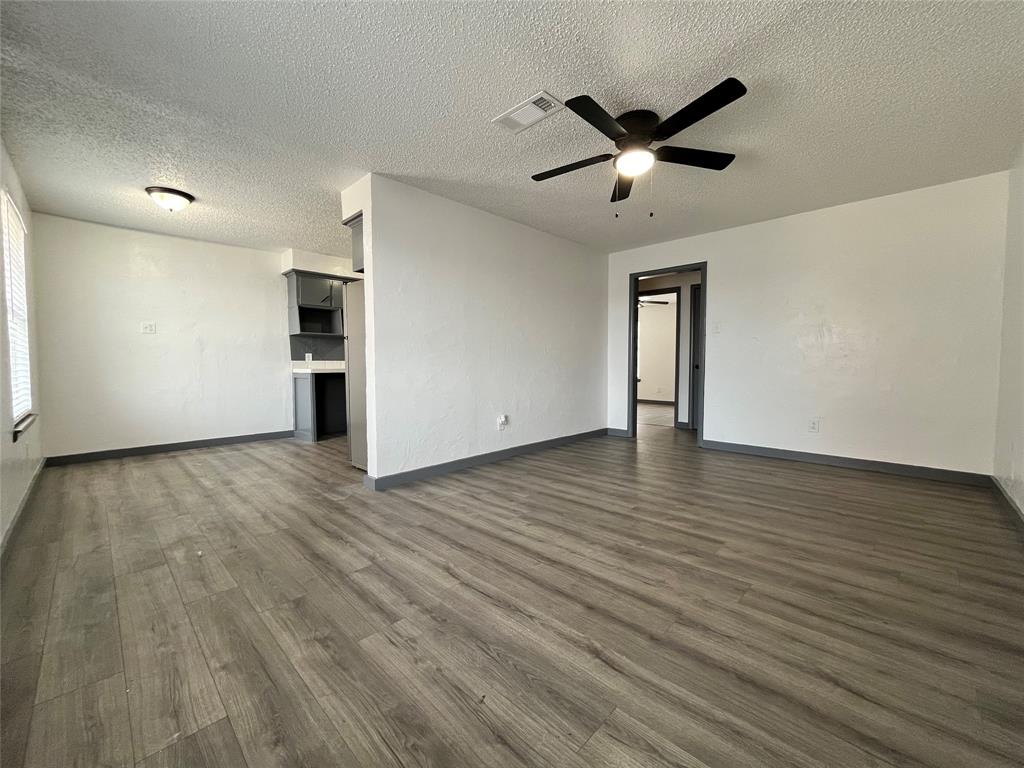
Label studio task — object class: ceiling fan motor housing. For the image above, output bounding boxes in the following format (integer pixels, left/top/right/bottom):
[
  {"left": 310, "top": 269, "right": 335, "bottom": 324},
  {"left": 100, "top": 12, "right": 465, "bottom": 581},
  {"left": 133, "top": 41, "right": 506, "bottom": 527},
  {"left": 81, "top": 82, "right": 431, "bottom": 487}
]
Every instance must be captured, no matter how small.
[{"left": 614, "top": 109, "right": 660, "bottom": 151}]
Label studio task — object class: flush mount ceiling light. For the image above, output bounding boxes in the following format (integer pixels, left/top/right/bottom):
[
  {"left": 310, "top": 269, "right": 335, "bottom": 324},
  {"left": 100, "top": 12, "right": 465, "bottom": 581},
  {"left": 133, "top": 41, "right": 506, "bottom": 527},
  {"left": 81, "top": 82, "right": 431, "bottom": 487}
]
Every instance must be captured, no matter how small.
[
  {"left": 613, "top": 148, "right": 655, "bottom": 177},
  {"left": 145, "top": 186, "right": 195, "bottom": 212}
]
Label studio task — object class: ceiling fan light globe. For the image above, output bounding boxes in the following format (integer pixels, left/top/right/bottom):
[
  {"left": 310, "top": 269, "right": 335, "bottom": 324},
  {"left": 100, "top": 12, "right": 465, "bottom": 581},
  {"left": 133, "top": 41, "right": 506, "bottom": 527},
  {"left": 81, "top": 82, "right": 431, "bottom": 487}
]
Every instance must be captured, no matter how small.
[{"left": 614, "top": 149, "right": 655, "bottom": 177}]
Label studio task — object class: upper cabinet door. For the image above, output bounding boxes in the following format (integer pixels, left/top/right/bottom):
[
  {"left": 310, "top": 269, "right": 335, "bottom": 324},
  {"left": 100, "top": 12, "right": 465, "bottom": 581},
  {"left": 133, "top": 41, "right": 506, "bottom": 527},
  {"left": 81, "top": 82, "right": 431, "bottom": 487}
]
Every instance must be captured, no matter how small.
[
  {"left": 297, "top": 274, "right": 332, "bottom": 307},
  {"left": 349, "top": 216, "right": 364, "bottom": 273},
  {"left": 329, "top": 280, "right": 345, "bottom": 309}
]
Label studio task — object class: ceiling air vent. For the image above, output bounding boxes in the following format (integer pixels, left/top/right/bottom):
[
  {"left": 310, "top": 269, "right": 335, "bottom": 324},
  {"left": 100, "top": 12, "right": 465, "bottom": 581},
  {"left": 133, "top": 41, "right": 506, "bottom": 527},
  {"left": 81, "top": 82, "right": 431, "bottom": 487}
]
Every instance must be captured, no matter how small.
[{"left": 492, "top": 91, "right": 564, "bottom": 134}]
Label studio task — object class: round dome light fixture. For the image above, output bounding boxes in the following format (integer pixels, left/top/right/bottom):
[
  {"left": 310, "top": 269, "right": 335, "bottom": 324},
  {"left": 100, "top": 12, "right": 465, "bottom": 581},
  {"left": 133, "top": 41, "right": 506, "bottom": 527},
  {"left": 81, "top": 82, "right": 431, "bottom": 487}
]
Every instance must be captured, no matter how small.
[
  {"left": 145, "top": 186, "right": 195, "bottom": 212},
  {"left": 613, "top": 149, "right": 655, "bottom": 178}
]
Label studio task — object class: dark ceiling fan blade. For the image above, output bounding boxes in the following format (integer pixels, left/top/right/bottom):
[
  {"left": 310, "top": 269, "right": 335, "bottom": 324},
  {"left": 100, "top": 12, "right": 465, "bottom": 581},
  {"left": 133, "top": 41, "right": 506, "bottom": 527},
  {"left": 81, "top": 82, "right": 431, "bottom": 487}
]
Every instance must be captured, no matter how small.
[
  {"left": 565, "top": 96, "right": 629, "bottom": 141},
  {"left": 655, "top": 145, "right": 736, "bottom": 171},
  {"left": 652, "top": 77, "right": 747, "bottom": 141},
  {"left": 640, "top": 300, "right": 670, "bottom": 305},
  {"left": 532, "top": 153, "right": 613, "bottom": 182},
  {"left": 610, "top": 175, "right": 633, "bottom": 203}
]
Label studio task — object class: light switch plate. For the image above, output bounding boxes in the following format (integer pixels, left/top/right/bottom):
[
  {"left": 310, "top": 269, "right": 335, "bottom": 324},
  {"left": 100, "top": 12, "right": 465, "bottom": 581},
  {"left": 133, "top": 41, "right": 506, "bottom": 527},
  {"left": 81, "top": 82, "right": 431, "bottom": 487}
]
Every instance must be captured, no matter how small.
[{"left": 141, "top": 322, "right": 157, "bottom": 334}]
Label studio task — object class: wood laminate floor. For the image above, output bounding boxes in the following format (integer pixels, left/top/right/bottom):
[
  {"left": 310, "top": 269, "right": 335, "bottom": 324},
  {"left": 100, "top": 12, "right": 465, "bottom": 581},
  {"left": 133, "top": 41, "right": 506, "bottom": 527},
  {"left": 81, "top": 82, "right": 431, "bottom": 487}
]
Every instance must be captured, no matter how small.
[
  {"left": 637, "top": 402, "right": 677, "bottom": 427},
  {"left": 2, "top": 427, "right": 1023, "bottom": 768}
]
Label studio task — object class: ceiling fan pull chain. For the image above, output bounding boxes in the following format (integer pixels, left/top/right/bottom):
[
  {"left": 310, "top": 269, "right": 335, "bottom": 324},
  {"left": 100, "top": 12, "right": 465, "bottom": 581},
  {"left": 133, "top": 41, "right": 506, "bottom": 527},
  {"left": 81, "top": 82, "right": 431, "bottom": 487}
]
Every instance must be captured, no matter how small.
[
  {"left": 614, "top": 166, "right": 619, "bottom": 219},
  {"left": 649, "top": 161, "right": 655, "bottom": 218}
]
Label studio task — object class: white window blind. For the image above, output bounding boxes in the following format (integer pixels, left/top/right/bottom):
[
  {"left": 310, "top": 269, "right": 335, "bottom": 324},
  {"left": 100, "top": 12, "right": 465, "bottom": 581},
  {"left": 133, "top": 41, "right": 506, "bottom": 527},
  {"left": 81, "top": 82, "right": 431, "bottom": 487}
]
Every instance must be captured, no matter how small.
[{"left": 2, "top": 191, "right": 32, "bottom": 424}]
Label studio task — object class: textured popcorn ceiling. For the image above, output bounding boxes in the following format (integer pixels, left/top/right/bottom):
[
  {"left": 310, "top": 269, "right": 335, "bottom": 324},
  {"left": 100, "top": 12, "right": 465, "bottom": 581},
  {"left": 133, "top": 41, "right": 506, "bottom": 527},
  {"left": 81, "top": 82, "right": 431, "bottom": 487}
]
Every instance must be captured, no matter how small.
[{"left": 2, "top": 1, "right": 1022, "bottom": 255}]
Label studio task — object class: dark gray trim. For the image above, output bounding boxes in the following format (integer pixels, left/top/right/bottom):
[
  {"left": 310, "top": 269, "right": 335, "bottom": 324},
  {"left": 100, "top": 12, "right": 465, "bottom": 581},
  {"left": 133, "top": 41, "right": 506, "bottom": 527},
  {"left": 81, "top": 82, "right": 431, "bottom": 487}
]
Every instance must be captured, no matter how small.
[
  {"left": 701, "top": 439, "right": 992, "bottom": 487},
  {"left": 46, "top": 431, "right": 294, "bottom": 466},
  {"left": 12, "top": 412, "right": 37, "bottom": 443},
  {"left": 636, "top": 398, "right": 674, "bottom": 405},
  {"left": 627, "top": 262, "right": 706, "bottom": 441},
  {"left": 1, "top": 458, "right": 44, "bottom": 565},
  {"left": 992, "top": 476, "right": 1024, "bottom": 539},
  {"left": 675, "top": 421, "right": 690, "bottom": 430},
  {"left": 606, "top": 428, "right": 631, "bottom": 438},
  {"left": 689, "top": 283, "right": 703, "bottom": 433},
  {"left": 364, "top": 429, "right": 609, "bottom": 490},
  {"left": 340, "top": 211, "right": 363, "bottom": 227}
]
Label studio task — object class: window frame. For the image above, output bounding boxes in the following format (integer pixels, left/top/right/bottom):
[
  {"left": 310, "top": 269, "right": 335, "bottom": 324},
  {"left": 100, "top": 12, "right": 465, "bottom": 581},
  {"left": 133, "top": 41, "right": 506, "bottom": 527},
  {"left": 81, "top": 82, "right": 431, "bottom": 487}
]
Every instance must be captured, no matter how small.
[{"left": 2, "top": 188, "right": 35, "bottom": 440}]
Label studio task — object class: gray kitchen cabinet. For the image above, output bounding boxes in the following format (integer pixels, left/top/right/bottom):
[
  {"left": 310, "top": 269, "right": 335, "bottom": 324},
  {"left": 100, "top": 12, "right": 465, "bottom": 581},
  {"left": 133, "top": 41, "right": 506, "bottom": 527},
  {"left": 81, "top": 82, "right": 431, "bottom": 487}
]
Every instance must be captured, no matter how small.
[
  {"left": 349, "top": 215, "right": 364, "bottom": 273},
  {"left": 343, "top": 280, "right": 367, "bottom": 469},
  {"left": 297, "top": 274, "right": 333, "bottom": 307},
  {"left": 293, "top": 373, "right": 315, "bottom": 442},
  {"left": 329, "top": 279, "right": 345, "bottom": 309},
  {"left": 285, "top": 270, "right": 346, "bottom": 337},
  {"left": 293, "top": 372, "right": 347, "bottom": 443}
]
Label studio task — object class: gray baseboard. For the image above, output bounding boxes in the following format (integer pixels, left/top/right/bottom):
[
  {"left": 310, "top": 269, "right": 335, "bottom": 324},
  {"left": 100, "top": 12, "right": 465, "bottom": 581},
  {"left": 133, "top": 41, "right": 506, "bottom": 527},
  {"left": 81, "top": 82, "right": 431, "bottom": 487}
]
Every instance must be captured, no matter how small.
[
  {"left": 46, "top": 430, "right": 295, "bottom": 466},
  {"left": 605, "top": 428, "right": 631, "bottom": 438},
  {"left": 675, "top": 421, "right": 690, "bottom": 430},
  {"left": 700, "top": 439, "right": 992, "bottom": 487},
  {"left": 365, "top": 428, "right": 609, "bottom": 490},
  {"left": 1, "top": 458, "right": 45, "bottom": 565},
  {"left": 992, "top": 476, "right": 1024, "bottom": 536}
]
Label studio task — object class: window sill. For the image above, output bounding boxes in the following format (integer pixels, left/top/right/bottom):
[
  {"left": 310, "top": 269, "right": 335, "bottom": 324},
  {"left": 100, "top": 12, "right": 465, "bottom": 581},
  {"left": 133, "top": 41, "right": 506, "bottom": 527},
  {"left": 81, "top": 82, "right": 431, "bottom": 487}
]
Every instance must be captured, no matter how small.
[{"left": 12, "top": 413, "right": 37, "bottom": 443}]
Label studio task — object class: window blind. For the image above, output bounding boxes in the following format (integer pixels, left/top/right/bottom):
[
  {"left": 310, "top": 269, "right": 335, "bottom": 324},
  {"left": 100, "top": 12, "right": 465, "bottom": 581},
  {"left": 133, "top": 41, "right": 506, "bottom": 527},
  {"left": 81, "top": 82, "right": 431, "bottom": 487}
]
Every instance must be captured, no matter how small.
[{"left": 2, "top": 191, "right": 32, "bottom": 424}]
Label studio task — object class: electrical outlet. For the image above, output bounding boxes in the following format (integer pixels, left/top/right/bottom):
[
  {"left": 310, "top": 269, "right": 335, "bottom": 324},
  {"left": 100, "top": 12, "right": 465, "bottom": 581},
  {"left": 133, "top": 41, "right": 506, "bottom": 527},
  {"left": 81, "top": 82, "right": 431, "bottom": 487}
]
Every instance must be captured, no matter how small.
[
  {"left": 808, "top": 417, "right": 822, "bottom": 434},
  {"left": 497, "top": 414, "right": 509, "bottom": 431},
  {"left": 141, "top": 322, "right": 157, "bottom": 334}
]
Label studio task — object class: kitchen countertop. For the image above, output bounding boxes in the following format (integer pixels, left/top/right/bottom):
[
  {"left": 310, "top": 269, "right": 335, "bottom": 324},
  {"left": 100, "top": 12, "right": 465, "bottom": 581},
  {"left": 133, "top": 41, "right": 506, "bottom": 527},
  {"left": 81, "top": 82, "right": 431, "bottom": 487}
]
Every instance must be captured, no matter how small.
[{"left": 291, "top": 361, "right": 345, "bottom": 374}]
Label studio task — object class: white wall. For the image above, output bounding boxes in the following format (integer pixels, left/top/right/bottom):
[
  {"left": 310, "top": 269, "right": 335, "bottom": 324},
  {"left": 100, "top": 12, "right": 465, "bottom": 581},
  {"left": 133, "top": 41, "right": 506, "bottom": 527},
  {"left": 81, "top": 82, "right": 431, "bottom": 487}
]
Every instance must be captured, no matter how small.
[
  {"left": 343, "top": 175, "right": 607, "bottom": 479},
  {"left": 995, "top": 143, "right": 1023, "bottom": 510},
  {"left": 637, "top": 301, "right": 676, "bottom": 402},
  {"left": 609, "top": 172, "right": 1009, "bottom": 474},
  {"left": 33, "top": 215, "right": 292, "bottom": 457},
  {"left": 1, "top": 141, "right": 42, "bottom": 547}
]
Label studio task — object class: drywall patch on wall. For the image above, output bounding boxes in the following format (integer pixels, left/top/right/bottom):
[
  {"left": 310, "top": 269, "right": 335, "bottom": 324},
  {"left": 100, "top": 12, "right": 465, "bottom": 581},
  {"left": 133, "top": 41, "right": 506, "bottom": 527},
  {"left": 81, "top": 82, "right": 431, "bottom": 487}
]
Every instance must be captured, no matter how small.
[
  {"left": 362, "top": 175, "right": 607, "bottom": 478},
  {"left": 608, "top": 172, "right": 1009, "bottom": 474},
  {"left": 994, "top": 142, "right": 1023, "bottom": 511},
  {"left": 32, "top": 214, "right": 292, "bottom": 457},
  {"left": 0, "top": 139, "right": 42, "bottom": 547}
]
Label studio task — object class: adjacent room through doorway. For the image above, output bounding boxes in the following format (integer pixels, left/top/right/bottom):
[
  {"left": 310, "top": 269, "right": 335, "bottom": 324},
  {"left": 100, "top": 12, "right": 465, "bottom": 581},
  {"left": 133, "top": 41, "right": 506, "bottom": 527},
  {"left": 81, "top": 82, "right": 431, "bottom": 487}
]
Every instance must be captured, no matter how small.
[
  {"left": 636, "top": 288, "right": 679, "bottom": 426},
  {"left": 629, "top": 264, "right": 705, "bottom": 437}
]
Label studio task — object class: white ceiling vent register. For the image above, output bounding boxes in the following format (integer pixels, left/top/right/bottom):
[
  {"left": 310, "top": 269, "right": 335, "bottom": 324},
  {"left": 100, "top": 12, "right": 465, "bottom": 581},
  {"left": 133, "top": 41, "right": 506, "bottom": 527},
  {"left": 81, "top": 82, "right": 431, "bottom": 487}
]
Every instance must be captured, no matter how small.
[{"left": 492, "top": 91, "right": 563, "bottom": 134}]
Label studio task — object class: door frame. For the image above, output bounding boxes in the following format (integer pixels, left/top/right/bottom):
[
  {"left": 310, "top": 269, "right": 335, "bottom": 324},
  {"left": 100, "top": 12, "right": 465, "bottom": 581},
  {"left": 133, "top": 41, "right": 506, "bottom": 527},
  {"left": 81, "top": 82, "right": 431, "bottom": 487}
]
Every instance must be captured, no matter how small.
[
  {"left": 688, "top": 283, "right": 702, "bottom": 431},
  {"left": 636, "top": 286, "right": 682, "bottom": 426},
  {"left": 626, "top": 261, "right": 707, "bottom": 441}
]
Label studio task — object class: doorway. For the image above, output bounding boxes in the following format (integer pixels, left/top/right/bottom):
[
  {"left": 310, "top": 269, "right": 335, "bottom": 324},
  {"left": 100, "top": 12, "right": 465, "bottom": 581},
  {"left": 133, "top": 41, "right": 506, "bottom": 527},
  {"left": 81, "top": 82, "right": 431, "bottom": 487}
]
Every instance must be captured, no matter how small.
[
  {"left": 626, "top": 262, "right": 706, "bottom": 440},
  {"left": 636, "top": 287, "right": 681, "bottom": 427}
]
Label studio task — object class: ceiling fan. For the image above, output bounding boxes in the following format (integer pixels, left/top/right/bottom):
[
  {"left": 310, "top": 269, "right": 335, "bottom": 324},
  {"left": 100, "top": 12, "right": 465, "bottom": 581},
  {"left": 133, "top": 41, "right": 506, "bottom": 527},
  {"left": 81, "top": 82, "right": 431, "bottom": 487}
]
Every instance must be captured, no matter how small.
[
  {"left": 532, "top": 78, "right": 746, "bottom": 202},
  {"left": 638, "top": 298, "right": 671, "bottom": 307}
]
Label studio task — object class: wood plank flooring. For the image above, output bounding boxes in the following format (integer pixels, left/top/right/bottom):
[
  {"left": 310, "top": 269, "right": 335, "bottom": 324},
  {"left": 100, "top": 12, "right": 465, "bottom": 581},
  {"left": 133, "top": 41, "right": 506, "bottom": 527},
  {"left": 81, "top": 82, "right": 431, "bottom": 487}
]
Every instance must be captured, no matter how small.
[{"left": 2, "top": 427, "right": 1022, "bottom": 767}]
